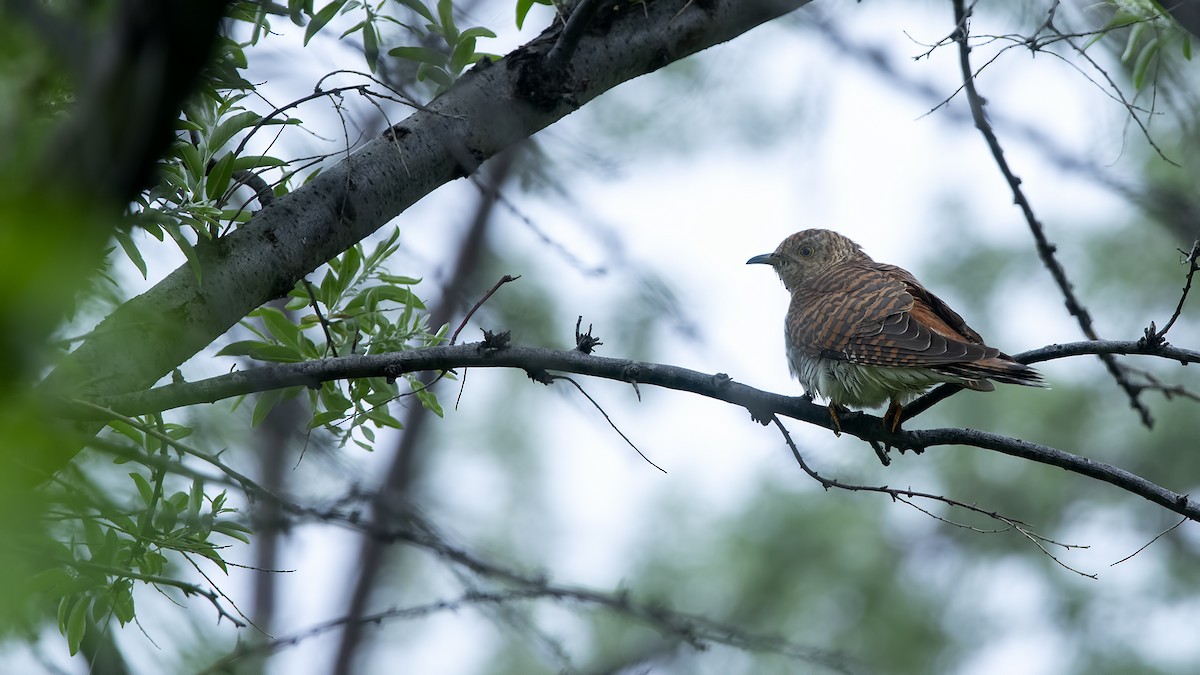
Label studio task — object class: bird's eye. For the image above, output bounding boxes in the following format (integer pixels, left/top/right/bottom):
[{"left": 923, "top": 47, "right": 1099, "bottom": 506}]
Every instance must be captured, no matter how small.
[{"left": 798, "top": 245, "right": 815, "bottom": 258}]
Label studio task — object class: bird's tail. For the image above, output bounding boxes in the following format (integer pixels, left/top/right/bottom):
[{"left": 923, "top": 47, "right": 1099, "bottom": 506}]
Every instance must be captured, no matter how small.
[{"left": 939, "top": 357, "right": 1046, "bottom": 389}]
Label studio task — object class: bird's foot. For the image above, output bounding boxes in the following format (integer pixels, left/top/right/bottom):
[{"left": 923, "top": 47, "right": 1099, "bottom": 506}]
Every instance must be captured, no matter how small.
[
  {"left": 827, "top": 402, "right": 847, "bottom": 436},
  {"left": 883, "top": 401, "right": 904, "bottom": 433}
]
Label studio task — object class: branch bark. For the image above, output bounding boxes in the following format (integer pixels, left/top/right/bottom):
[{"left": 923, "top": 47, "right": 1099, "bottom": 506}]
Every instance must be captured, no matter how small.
[{"left": 27, "top": 0, "right": 811, "bottom": 480}]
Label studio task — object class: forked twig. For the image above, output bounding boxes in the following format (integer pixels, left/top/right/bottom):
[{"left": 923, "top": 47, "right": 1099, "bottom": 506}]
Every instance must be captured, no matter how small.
[
  {"left": 1142, "top": 240, "right": 1200, "bottom": 346},
  {"left": 771, "top": 415, "right": 1095, "bottom": 577},
  {"left": 450, "top": 274, "right": 521, "bottom": 345}
]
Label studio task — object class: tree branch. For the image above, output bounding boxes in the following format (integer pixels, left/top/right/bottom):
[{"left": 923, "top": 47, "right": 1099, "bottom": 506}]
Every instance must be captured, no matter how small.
[
  {"left": 950, "top": 0, "right": 1156, "bottom": 427},
  {"left": 69, "top": 338, "right": 1200, "bottom": 522},
  {"left": 29, "top": 0, "right": 812, "bottom": 482}
]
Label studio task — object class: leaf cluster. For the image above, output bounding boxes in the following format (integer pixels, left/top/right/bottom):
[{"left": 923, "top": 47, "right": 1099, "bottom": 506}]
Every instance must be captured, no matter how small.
[{"left": 217, "top": 228, "right": 447, "bottom": 450}]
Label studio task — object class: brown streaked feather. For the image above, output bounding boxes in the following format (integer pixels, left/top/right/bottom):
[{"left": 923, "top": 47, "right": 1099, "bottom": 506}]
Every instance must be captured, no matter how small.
[{"left": 790, "top": 262, "right": 997, "bottom": 369}]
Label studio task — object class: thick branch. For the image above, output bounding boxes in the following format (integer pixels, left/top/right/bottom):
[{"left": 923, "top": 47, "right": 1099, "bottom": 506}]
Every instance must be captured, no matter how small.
[
  {"left": 28, "top": 0, "right": 811, "bottom": 480},
  {"left": 72, "top": 338, "right": 1200, "bottom": 522}
]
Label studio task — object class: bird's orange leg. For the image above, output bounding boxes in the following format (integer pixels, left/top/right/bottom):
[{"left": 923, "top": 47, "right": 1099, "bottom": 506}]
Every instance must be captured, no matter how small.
[
  {"left": 883, "top": 400, "right": 903, "bottom": 433},
  {"left": 827, "top": 402, "right": 843, "bottom": 436}
]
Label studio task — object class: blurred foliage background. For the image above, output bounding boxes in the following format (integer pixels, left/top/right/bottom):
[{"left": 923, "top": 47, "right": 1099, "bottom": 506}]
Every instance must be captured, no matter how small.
[{"left": 2, "top": 0, "right": 1200, "bottom": 674}]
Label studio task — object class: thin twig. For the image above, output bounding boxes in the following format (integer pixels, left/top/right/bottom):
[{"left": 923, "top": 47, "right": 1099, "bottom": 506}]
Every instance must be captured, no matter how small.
[
  {"left": 950, "top": 0, "right": 1154, "bottom": 427},
  {"left": 1144, "top": 240, "right": 1200, "bottom": 346},
  {"left": 302, "top": 279, "right": 338, "bottom": 358},
  {"left": 1111, "top": 517, "right": 1187, "bottom": 566},
  {"left": 552, "top": 374, "right": 666, "bottom": 473},
  {"left": 771, "top": 416, "right": 1096, "bottom": 577},
  {"left": 449, "top": 274, "right": 521, "bottom": 345}
]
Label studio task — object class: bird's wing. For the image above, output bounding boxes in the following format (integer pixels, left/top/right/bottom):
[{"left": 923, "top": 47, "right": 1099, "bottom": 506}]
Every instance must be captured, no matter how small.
[{"left": 792, "top": 263, "right": 997, "bottom": 368}]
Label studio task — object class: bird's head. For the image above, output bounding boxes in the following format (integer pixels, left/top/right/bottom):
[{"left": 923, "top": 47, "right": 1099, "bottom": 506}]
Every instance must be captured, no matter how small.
[{"left": 747, "top": 229, "right": 870, "bottom": 292}]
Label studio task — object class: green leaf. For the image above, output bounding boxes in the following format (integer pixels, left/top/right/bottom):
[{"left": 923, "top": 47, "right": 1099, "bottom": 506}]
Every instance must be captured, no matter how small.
[
  {"left": 177, "top": 141, "right": 206, "bottom": 182},
  {"left": 189, "top": 480, "right": 205, "bottom": 525},
  {"left": 130, "top": 472, "right": 155, "bottom": 507},
  {"left": 348, "top": 285, "right": 426, "bottom": 312},
  {"left": 516, "top": 0, "right": 551, "bottom": 29},
  {"left": 388, "top": 45, "right": 448, "bottom": 66},
  {"left": 209, "top": 110, "right": 261, "bottom": 152},
  {"left": 255, "top": 307, "right": 302, "bottom": 348},
  {"left": 365, "top": 227, "right": 401, "bottom": 268},
  {"left": 107, "top": 420, "right": 144, "bottom": 446},
  {"left": 232, "top": 155, "right": 287, "bottom": 170},
  {"left": 289, "top": 0, "right": 309, "bottom": 25},
  {"left": 113, "top": 582, "right": 135, "bottom": 624},
  {"left": 320, "top": 383, "right": 354, "bottom": 413},
  {"left": 167, "top": 227, "right": 202, "bottom": 284},
  {"left": 340, "top": 18, "right": 368, "bottom": 39},
  {"left": 246, "top": 343, "right": 306, "bottom": 363},
  {"left": 66, "top": 595, "right": 90, "bottom": 656},
  {"left": 252, "top": 389, "right": 285, "bottom": 426},
  {"left": 1132, "top": 37, "right": 1162, "bottom": 90},
  {"left": 365, "top": 406, "right": 403, "bottom": 429},
  {"left": 1122, "top": 21, "right": 1146, "bottom": 63},
  {"left": 305, "top": 0, "right": 347, "bottom": 45},
  {"left": 364, "top": 21, "right": 380, "bottom": 72},
  {"left": 213, "top": 520, "right": 253, "bottom": 544},
  {"left": 308, "top": 410, "right": 346, "bottom": 429},
  {"left": 30, "top": 568, "right": 77, "bottom": 597},
  {"left": 83, "top": 519, "right": 106, "bottom": 559},
  {"left": 414, "top": 385, "right": 443, "bottom": 417},
  {"left": 449, "top": 36, "right": 477, "bottom": 74},
  {"left": 395, "top": 0, "right": 434, "bottom": 22},
  {"left": 206, "top": 151, "right": 237, "bottom": 202},
  {"left": 437, "top": 0, "right": 457, "bottom": 43},
  {"left": 377, "top": 273, "right": 421, "bottom": 285},
  {"left": 459, "top": 26, "right": 497, "bottom": 41},
  {"left": 416, "top": 63, "right": 453, "bottom": 90},
  {"left": 113, "top": 230, "right": 147, "bottom": 279},
  {"left": 216, "top": 339, "right": 271, "bottom": 357}
]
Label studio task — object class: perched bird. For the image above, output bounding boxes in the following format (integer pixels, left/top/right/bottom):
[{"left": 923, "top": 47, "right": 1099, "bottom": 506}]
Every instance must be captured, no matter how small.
[{"left": 747, "top": 229, "right": 1043, "bottom": 433}]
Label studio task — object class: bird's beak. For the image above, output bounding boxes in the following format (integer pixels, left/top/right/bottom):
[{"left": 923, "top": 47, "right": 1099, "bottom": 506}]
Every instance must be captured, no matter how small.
[{"left": 746, "top": 253, "right": 776, "bottom": 266}]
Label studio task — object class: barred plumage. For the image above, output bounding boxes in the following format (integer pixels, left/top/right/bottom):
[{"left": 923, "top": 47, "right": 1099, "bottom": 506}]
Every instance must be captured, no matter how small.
[{"left": 748, "top": 229, "right": 1043, "bottom": 432}]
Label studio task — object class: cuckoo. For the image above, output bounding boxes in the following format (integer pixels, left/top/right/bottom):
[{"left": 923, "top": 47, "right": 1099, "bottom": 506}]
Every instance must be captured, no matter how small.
[{"left": 748, "top": 229, "right": 1043, "bottom": 433}]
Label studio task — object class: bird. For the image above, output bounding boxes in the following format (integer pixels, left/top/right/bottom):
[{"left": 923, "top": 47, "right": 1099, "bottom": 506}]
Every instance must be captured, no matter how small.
[{"left": 747, "top": 229, "right": 1043, "bottom": 434}]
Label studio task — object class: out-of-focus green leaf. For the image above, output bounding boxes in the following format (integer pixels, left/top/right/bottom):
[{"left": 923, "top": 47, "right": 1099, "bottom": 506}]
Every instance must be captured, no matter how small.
[
  {"left": 305, "top": 0, "right": 347, "bottom": 45},
  {"left": 396, "top": 0, "right": 434, "bottom": 22},
  {"left": 113, "top": 229, "right": 147, "bottom": 279},
  {"left": 206, "top": 152, "right": 237, "bottom": 202},
  {"left": 388, "top": 46, "right": 448, "bottom": 66}
]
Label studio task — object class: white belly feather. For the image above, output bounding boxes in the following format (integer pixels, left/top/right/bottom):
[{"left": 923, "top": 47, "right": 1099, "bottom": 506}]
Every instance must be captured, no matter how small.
[{"left": 785, "top": 338, "right": 962, "bottom": 409}]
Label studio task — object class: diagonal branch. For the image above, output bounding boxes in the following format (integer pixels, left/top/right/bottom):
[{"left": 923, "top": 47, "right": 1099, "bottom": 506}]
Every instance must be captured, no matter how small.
[{"left": 949, "top": 0, "right": 1155, "bottom": 427}]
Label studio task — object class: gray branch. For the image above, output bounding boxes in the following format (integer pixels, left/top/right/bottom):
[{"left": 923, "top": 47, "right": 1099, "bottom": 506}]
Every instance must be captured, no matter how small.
[{"left": 71, "top": 338, "right": 1200, "bottom": 523}]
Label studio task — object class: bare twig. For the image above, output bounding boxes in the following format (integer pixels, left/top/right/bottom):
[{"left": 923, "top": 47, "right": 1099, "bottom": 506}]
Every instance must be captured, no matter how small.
[
  {"left": 1111, "top": 517, "right": 1187, "bottom": 566},
  {"left": 449, "top": 274, "right": 521, "bottom": 345},
  {"left": 302, "top": 279, "right": 338, "bottom": 358},
  {"left": 770, "top": 416, "right": 1096, "bottom": 577},
  {"left": 950, "top": 0, "right": 1154, "bottom": 427},
  {"left": 1142, "top": 240, "right": 1200, "bottom": 346},
  {"left": 552, "top": 374, "right": 666, "bottom": 473}
]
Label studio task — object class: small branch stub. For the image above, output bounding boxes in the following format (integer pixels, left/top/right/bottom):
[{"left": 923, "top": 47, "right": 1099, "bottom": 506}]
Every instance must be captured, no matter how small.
[
  {"left": 479, "top": 329, "right": 511, "bottom": 351},
  {"left": 574, "top": 316, "right": 603, "bottom": 354}
]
